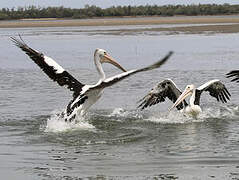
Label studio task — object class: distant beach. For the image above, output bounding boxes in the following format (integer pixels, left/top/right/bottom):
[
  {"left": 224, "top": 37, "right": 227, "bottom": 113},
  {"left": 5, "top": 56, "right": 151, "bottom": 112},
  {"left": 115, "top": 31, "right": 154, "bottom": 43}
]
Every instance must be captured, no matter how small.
[{"left": 1, "top": 15, "right": 239, "bottom": 34}]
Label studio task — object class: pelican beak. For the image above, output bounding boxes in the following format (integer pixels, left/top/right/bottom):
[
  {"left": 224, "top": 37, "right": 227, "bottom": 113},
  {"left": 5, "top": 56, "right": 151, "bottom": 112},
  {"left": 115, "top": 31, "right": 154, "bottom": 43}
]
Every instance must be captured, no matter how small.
[
  {"left": 169, "top": 88, "right": 192, "bottom": 111},
  {"left": 101, "top": 53, "right": 127, "bottom": 72}
]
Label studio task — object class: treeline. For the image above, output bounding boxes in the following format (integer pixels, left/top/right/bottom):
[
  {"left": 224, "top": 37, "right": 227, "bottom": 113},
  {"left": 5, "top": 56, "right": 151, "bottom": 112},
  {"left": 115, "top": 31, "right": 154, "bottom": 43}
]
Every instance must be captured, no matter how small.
[{"left": 0, "top": 4, "right": 239, "bottom": 20}]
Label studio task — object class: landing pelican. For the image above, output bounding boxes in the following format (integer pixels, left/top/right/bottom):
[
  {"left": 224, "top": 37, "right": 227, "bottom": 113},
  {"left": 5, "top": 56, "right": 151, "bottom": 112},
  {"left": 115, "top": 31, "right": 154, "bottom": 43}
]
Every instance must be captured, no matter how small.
[
  {"left": 138, "top": 79, "right": 230, "bottom": 118},
  {"left": 11, "top": 36, "right": 173, "bottom": 122},
  {"left": 226, "top": 70, "right": 239, "bottom": 83}
]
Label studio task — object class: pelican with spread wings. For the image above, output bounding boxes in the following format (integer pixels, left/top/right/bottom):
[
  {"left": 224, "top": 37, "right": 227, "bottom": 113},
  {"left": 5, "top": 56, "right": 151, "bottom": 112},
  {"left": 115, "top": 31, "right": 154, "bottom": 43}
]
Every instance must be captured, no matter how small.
[
  {"left": 138, "top": 79, "right": 230, "bottom": 118},
  {"left": 11, "top": 36, "right": 173, "bottom": 122}
]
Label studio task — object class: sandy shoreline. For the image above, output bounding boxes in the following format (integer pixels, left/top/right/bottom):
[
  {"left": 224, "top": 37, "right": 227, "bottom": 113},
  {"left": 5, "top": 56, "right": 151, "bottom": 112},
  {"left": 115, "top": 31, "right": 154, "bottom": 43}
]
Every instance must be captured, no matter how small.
[{"left": 1, "top": 15, "right": 239, "bottom": 33}]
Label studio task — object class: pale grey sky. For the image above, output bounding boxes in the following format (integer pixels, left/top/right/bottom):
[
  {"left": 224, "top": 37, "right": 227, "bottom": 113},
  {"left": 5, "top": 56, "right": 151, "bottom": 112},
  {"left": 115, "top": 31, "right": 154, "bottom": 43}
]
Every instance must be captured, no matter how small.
[{"left": 0, "top": 0, "right": 238, "bottom": 9}]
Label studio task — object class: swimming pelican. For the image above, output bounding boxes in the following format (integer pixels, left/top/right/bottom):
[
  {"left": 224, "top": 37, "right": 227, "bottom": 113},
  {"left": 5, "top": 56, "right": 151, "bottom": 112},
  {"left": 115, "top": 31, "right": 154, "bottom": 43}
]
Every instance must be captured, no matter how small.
[
  {"left": 138, "top": 79, "right": 230, "bottom": 118},
  {"left": 226, "top": 70, "right": 239, "bottom": 83},
  {"left": 11, "top": 36, "right": 173, "bottom": 122}
]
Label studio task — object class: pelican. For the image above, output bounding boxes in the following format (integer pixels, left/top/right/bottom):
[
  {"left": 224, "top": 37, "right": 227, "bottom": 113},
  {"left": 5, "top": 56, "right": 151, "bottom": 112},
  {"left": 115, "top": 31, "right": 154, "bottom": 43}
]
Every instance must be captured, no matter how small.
[
  {"left": 226, "top": 70, "right": 239, "bottom": 83},
  {"left": 11, "top": 36, "right": 173, "bottom": 122},
  {"left": 138, "top": 79, "right": 230, "bottom": 118}
]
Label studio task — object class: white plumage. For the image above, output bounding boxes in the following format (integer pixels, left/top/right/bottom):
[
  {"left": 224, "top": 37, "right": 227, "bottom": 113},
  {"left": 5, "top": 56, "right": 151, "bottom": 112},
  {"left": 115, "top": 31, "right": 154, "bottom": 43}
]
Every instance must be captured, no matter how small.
[
  {"left": 11, "top": 36, "right": 173, "bottom": 122},
  {"left": 138, "top": 79, "right": 231, "bottom": 119}
]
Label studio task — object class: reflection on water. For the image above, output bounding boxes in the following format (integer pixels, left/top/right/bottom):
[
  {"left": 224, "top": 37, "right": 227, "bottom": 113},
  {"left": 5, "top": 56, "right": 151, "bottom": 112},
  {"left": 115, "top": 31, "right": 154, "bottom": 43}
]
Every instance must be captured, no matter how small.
[{"left": 0, "top": 25, "right": 239, "bottom": 179}]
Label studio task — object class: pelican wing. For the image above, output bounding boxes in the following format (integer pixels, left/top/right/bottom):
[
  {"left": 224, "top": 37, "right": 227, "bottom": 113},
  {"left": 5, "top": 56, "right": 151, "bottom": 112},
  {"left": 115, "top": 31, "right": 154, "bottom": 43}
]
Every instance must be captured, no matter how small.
[
  {"left": 137, "top": 79, "right": 187, "bottom": 110},
  {"left": 90, "top": 51, "right": 173, "bottom": 90},
  {"left": 11, "top": 36, "right": 84, "bottom": 97},
  {"left": 197, "top": 79, "right": 231, "bottom": 104},
  {"left": 226, "top": 70, "right": 239, "bottom": 83}
]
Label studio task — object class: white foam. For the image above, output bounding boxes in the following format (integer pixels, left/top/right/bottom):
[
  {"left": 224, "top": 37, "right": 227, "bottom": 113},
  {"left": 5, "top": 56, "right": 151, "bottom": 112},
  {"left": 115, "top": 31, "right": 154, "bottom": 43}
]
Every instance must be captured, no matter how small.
[
  {"left": 144, "top": 111, "right": 196, "bottom": 124},
  {"left": 198, "top": 105, "right": 239, "bottom": 120},
  {"left": 109, "top": 108, "right": 143, "bottom": 119},
  {"left": 110, "top": 108, "right": 126, "bottom": 116},
  {"left": 223, "top": 105, "right": 239, "bottom": 117},
  {"left": 144, "top": 105, "right": 239, "bottom": 124},
  {"left": 43, "top": 110, "right": 95, "bottom": 133}
]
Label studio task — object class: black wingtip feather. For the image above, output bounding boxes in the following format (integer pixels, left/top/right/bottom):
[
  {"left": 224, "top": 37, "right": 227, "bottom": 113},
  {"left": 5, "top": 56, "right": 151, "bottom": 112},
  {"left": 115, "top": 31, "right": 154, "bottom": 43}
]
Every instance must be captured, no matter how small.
[
  {"left": 224, "top": 88, "right": 231, "bottom": 97},
  {"left": 10, "top": 35, "right": 27, "bottom": 49},
  {"left": 10, "top": 35, "right": 85, "bottom": 95},
  {"left": 226, "top": 70, "right": 239, "bottom": 83}
]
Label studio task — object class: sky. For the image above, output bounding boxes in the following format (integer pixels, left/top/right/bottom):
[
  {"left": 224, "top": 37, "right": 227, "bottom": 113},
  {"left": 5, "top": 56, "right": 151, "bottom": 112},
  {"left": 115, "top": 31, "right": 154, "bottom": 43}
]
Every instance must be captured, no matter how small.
[{"left": 0, "top": 0, "right": 238, "bottom": 9}]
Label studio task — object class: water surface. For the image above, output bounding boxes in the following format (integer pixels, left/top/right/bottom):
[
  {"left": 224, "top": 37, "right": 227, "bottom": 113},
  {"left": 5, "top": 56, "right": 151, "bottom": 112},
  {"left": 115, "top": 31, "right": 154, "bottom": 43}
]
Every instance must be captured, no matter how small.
[{"left": 0, "top": 25, "right": 239, "bottom": 179}]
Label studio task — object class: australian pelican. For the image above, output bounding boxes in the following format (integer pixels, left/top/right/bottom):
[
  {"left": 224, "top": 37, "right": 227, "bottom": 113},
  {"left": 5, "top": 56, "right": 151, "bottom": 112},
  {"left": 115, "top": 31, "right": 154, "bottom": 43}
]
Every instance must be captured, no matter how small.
[
  {"left": 138, "top": 79, "right": 230, "bottom": 118},
  {"left": 11, "top": 36, "right": 173, "bottom": 122},
  {"left": 226, "top": 70, "right": 239, "bottom": 83}
]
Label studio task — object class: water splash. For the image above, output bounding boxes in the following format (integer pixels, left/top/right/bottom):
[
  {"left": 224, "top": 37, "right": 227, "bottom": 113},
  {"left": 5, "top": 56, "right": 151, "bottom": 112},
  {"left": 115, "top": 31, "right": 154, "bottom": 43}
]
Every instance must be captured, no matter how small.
[
  {"left": 43, "top": 110, "right": 95, "bottom": 133},
  {"left": 201, "top": 105, "right": 239, "bottom": 120},
  {"left": 223, "top": 105, "right": 239, "bottom": 117},
  {"left": 110, "top": 108, "right": 126, "bottom": 117},
  {"left": 145, "top": 111, "right": 196, "bottom": 124},
  {"left": 42, "top": 105, "right": 239, "bottom": 132},
  {"left": 109, "top": 107, "right": 143, "bottom": 119},
  {"left": 143, "top": 105, "right": 239, "bottom": 124}
]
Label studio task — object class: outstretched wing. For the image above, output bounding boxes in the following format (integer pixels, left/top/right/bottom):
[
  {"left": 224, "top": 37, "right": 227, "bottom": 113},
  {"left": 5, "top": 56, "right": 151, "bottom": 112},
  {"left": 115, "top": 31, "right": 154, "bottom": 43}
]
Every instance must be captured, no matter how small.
[
  {"left": 63, "top": 51, "right": 172, "bottom": 121},
  {"left": 11, "top": 36, "right": 84, "bottom": 97},
  {"left": 137, "top": 79, "right": 187, "bottom": 110},
  {"left": 91, "top": 51, "right": 173, "bottom": 90},
  {"left": 196, "top": 79, "right": 231, "bottom": 104},
  {"left": 226, "top": 70, "right": 239, "bottom": 83}
]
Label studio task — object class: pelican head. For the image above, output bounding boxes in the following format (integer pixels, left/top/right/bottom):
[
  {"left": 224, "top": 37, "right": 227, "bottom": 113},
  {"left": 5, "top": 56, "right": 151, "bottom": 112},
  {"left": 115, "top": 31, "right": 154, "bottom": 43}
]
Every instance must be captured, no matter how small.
[
  {"left": 95, "top": 48, "right": 127, "bottom": 72},
  {"left": 170, "top": 84, "right": 195, "bottom": 110}
]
